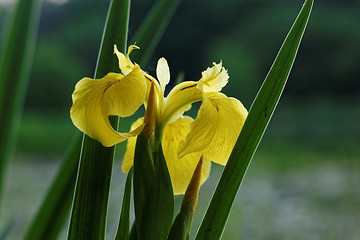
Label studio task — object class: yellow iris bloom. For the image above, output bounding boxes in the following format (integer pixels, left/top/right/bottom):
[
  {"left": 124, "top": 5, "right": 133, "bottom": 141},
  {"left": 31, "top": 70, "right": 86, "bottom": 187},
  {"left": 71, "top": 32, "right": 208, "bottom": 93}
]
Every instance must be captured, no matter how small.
[{"left": 70, "top": 45, "right": 248, "bottom": 194}]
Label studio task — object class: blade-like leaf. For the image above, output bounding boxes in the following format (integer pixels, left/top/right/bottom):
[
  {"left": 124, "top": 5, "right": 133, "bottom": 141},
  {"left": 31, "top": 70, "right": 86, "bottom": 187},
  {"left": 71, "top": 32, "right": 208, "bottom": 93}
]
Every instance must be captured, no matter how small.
[
  {"left": 129, "top": 223, "right": 138, "bottom": 240},
  {"left": 115, "top": 167, "right": 133, "bottom": 240},
  {"left": 195, "top": 0, "right": 314, "bottom": 239},
  {"left": 167, "top": 212, "right": 187, "bottom": 240},
  {"left": 67, "top": 0, "right": 130, "bottom": 239},
  {"left": 28, "top": 0, "right": 183, "bottom": 237},
  {"left": 0, "top": 0, "right": 42, "bottom": 203},
  {"left": 130, "top": 0, "right": 182, "bottom": 66},
  {"left": 137, "top": 147, "right": 174, "bottom": 240},
  {"left": 169, "top": 157, "right": 204, "bottom": 240},
  {"left": 133, "top": 132, "right": 154, "bottom": 225},
  {"left": 24, "top": 133, "right": 81, "bottom": 240}
]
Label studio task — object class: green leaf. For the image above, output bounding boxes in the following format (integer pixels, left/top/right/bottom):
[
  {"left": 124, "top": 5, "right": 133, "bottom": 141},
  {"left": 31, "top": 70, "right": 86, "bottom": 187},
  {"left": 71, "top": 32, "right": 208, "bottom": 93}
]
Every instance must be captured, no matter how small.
[
  {"left": 67, "top": 0, "right": 130, "bottom": 239},
  {"left": 27, "top": 0, "right": 182, "bottom": 237},
  {"left": 136, "top": 146, "right": 174, "bottom": 240},
  {"left": 130, "top": 0, "right": 182, "bottom": 66},
  {"left": 133, "top": 132, "right": 154, "bottom": 225},
  {"left": 67, "top": 136, "right": 116, "bottom": 240},
  {"left": 95, "top": 0, "right": 130, "bottom": 78},
  {"left": 24, "top": 133, "right": 81, "bottom": 240},
  {"left": 170, "top": 156, "right": 203, "bottom": 240},
  {"left": 195, "top": 0, "right": 314, "bottom": 239},
  {"left": 129, "top": 223, "right": 138, "bottom": 240},
  {"left": 167, "top": 212, "right": 187, "bottom": 240},
  {"left": 0, "top": 0, "right": 41, "bottom": 203},
  {"left": 115, "top": 167, "right": 134, "bottom": 240}
]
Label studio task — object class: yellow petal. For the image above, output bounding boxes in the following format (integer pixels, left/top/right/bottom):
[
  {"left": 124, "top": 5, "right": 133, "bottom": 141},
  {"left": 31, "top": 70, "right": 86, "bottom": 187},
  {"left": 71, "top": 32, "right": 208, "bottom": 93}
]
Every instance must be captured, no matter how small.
[
  {"left": 161, "top": 81, "right": 202, "bottom": 125},
  {"left": 122, "top": 117, "right": 144, "bottom": 173},
  {"left": 156, "top": 57, "right": 170, "bottom": 94},
  {"left": 70, "top": 66, "right": 146, "bottom": 147},
  {"left": 122, "top": 116, "right": 211, "bottom": 195},
  {"left": 178, "top": 92, "right": 247, "bottom": 165},
  {"left": 104, "top": 65, "right": 147, "bottom": 117},
  {"left": 114, "top": 44, "right": 139, "bottom": 75},
  {"left": 199, "top": 61, "right": 229, "bottom": 92},
  {"left": 162, "top": 116, "right": 211, "bottom": 195}
]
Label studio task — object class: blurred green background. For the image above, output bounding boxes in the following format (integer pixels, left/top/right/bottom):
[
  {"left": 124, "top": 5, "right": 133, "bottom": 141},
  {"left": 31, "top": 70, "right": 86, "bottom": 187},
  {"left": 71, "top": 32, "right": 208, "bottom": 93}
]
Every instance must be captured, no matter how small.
[{"left": 0, "top": 0, "right": 359, "bottom": 239}]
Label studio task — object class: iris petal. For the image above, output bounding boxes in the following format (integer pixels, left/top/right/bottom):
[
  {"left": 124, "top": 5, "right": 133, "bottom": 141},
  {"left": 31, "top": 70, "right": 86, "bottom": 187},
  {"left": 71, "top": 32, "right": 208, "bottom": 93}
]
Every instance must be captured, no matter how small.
[
  {"left": 161, "top": 81, "right": 202, "bottom": 125},
  {"left": 122, "top": 117, "right": 144, "bottom": 173},
  {"left": 70, "top": 66, "right": 146, "bottom": 147},
  {"left": 122, "top": 116, "right": 211, "bottom": 195},
  {"left": 104, "top": 65, "right": 147, "bottom": 117},
  {"left": 199, "top": 61, "right": 229, "bottom": 92},
  {"left": 114, "top": 44, "right": 139, "bottom": 75},
  {"left": 156, "top": 57, "right": 170, "bottom": 94},
  {"left": 178, "top": 92, "right": 247, "bottom": 165},
  {"left": 162, "top": 116, "right": 211, "bottom": 195}
]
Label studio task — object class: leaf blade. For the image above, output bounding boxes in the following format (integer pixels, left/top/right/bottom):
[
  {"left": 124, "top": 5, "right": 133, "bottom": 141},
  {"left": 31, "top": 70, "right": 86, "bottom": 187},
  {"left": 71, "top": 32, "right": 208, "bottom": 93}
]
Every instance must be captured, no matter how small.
[
  {"left": 67, "top": 0, "right": 131, "bottom": 238},
  {"left": 136, "top": 146, "right": 174, "bottom": 240},
  {"left": 0, "top": 0, "right": 42, "bottom": 203},
  {"left": 195, "top": 0, "right": 314, "bottom": 239}
]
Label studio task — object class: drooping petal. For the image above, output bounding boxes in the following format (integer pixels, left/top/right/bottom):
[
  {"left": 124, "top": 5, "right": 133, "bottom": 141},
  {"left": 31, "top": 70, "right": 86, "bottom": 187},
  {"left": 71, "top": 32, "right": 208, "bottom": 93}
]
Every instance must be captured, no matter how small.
[
  {"left": 114, "top": 44, "right": 161, "bottom": 104},
  {"left": 70, "top": 65, "right": 146, "bottom": 147},
  {"left": 122, "top": 116, "right": 211, "bottom": 195},
  {"left": 122, "top": 117, "right": 144, "bottom": 173},
  {"left": 161, "top": 81, "right": 202, "bottom": 125},
  {"left": 114, "top": 44, "right": 139, "bottom": 75},
  {"left": 178, "top": 92, "right": 248, "bottom": 165},
  {"left": 162, "top": 116, "right": 211, "bottom": 195},
  {"left": 156, "top": 57, "right": 170, "bottom": 94},
  {"left": 104, "top": 65, "right": 147, "bottom": 117},
  {"left": 198, "top": 61, "right": 229, "bottom": 92}
]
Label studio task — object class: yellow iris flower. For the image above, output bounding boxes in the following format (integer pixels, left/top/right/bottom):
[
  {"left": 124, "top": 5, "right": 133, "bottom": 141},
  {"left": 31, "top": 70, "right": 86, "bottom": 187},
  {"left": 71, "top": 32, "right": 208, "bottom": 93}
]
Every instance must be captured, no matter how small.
[{"left": 70, "top": 45, "right": 248, "bottom": 194}]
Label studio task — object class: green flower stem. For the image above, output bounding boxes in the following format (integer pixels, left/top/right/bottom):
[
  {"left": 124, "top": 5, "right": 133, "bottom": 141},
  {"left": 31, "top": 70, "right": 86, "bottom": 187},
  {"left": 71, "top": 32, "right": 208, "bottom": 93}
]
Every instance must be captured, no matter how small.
[
  {"left": 24, "top": 133, "right": 81, "bottom": 240},
  {"left": 195, "top": 0, "right": 314, "bottom": 239},
  {"left": 0, "top": 0, "right": 42, "bottom": 204},
  {"left": 67, "top": 0, "right": 130, "bottom": 239}
]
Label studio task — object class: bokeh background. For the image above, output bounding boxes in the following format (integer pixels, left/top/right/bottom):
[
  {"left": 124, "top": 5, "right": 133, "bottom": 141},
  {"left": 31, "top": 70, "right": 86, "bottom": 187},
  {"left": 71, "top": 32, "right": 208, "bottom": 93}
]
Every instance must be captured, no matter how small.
[{"left": 0, "top": 0, "right": 359, "bottom": 239}]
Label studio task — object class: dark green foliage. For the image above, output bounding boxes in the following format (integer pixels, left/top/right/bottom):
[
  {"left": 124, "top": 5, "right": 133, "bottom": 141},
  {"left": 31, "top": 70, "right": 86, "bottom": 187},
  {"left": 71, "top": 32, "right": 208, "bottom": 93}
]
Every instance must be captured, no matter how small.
[
  {"left": 133, "top": 133, "right": 174, "bottom": 240},
  {"left": 195, "top": 0, "right": 314, "bottom": 239},
  {"left": 68, "top": 0, "right": 130, "bottom": 238}
]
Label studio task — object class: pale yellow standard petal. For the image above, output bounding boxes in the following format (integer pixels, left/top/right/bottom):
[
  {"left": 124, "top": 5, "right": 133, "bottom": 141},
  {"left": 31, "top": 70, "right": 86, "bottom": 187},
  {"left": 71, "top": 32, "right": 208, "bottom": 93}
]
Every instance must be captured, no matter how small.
[
  {"left": 178, "top": 92, "right": 248, "bottom": 165},
  {"left": 156, "top": 57, "right": 170, "bottom": 94},
  {"left": 161, "top": 62, "right": 229, "bottom": 125},
  {"left": 199, "top": 61, "right": 229, "bottom": 92},
  {"left": 70, "top": 66, "right": 146, "bottom": 147},
  {"left": 122, "top": 116, "right": 211, "bottom": 195},
  {"left": 162, "top": 116, "right": 211, "bottom": 195},
  {"left": 114, "top": 44, "right": 139, "bottom": 75},
  {"left": 161, "top": 81, "right": 202, "bottom": 125}
]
